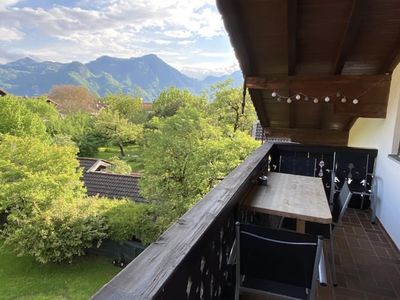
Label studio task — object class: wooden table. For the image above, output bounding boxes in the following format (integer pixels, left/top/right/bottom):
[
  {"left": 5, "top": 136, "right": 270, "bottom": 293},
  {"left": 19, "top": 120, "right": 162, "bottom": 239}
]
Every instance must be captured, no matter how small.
[{"left": 244, "top": 172, "right": 332, "bottom": 233}]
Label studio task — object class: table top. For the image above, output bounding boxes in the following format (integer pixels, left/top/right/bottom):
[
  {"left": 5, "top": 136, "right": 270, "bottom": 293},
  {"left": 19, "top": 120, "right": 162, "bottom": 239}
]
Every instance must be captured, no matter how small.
[{"left": 244, "top": 172, "right": 332, "bottom": 224}]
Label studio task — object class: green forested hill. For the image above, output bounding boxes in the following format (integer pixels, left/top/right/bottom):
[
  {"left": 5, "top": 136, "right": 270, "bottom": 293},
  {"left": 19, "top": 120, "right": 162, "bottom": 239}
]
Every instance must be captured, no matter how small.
[{"left": 0, "top": 55, "right": 242, "bottom": 101}]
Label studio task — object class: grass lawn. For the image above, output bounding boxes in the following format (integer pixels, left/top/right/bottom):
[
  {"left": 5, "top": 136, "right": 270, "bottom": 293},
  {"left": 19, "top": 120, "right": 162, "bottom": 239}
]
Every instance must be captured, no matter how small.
[
  {"left": 0, "top": 243, "right": 120, "bottom": 300},
  {"left": 95, "top": 144, "right": 144, "bottom": 172}
]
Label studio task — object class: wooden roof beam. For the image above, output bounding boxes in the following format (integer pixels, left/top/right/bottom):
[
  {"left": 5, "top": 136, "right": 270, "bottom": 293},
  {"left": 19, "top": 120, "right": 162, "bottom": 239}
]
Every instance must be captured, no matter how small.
[
  {"left": 333, "top": 0, "right": 364, "bottom": 75},
  {"left": 265, "top": 127, "right": 349, "bottom": 146},
  {"left": 216, "top": 0, "right": 254, "bottom": 74},
  {"left": 245, "top": 75, "right": 391, "bottom": 90},
  {"left": 287, "top": 0, "right": 297, "bottom": 76}
]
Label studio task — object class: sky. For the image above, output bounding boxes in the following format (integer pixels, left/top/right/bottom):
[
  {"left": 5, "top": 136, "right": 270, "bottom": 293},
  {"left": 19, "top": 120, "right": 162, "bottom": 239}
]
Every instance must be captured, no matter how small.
[{"left": 0, "top": 0, "right": 239, "bottom": 78}]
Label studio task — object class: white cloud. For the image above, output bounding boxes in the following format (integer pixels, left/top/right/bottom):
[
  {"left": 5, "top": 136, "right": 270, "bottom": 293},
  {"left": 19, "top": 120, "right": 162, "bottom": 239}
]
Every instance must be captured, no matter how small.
[
  {"left": 0, "top": 26, "right": 24, "bottom": 41},
  {"left": 0, "top": 0, "right": 21, "bottom": 11},
  {"left": 0, "top": 0, "right": 236, "bottom": 76}
]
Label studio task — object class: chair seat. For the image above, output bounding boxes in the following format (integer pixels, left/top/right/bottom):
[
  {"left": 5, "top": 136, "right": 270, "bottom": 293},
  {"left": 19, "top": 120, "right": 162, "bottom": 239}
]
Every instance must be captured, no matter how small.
[{"left": 242, "top": 276, "right": 307, "bottom": 300}]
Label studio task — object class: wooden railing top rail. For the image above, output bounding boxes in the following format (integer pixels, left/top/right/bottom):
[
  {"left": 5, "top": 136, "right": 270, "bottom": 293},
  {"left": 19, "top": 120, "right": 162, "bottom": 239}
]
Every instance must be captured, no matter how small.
[{"left": 92, "top": 142, "right": 273, "bottom": 300}]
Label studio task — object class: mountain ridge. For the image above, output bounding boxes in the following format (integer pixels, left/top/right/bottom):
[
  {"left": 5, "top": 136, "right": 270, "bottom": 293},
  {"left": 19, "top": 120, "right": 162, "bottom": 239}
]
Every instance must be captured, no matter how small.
[{"left": 0, "top": 55, "right": 242, "bottom": 101}]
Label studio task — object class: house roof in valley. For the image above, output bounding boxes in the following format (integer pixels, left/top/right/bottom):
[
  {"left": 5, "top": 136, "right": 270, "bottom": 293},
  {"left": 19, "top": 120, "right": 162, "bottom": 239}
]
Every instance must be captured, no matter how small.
[
  {"left": 0, "top": 88, "right": 7, "bottom": 96},
  {"left": 78, "top": 158, "right": 145, "bottom": 202}
]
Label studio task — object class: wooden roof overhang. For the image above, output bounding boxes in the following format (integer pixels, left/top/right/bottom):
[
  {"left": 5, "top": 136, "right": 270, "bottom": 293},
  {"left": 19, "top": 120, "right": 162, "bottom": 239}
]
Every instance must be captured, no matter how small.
[{"left": 217, "top": 0, "right": 400, "bottom": 146}]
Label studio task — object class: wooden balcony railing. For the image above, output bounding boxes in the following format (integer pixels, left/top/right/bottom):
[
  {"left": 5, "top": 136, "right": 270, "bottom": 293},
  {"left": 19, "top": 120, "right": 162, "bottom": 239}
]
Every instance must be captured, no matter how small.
[
  {"left": 92, "top": 142, "right": 273, "bottom": 300},
  {"left": 92, "top": 142, "right": 377, "bottom": 299}
]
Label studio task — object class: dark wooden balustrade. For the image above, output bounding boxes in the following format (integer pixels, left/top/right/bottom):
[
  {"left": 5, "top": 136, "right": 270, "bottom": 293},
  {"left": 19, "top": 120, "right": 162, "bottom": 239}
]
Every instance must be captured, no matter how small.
[
  {"left": 92, "top": 142, "right": 378, "bottom": 299},
  {"left": 92, "top": 142, "right": 273, "bottom": 300}
]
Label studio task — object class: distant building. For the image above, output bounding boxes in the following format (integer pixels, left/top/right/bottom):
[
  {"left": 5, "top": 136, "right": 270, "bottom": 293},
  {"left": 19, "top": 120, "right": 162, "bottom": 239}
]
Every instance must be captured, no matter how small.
[
  {"left": 0, "top": 88, "right": 7, "bottom": 97},
  {"left": 78, "top": 158, "right": 145, "bottom": 202}
]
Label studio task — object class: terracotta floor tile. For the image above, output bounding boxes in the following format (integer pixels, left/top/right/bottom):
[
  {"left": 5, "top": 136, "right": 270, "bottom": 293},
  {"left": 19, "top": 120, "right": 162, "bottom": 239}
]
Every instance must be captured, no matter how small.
[{"left": 242, "top": 209, "right": 399, "bottom": 300}]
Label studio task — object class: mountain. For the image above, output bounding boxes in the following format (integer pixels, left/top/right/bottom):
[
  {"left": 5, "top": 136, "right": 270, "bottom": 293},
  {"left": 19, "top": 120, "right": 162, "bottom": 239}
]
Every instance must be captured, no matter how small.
[{"left": 0, "top": 55, "right": 242, "bottom": 101}]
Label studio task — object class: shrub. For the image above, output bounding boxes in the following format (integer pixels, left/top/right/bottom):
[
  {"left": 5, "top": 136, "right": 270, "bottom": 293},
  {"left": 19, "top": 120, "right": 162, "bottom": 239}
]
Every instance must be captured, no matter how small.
[
  {"left": 100, "top": 199, "right": 159, "bottom": 245},
  {"left": 2, "top": 198, "right": 108, "bottom": 264}
]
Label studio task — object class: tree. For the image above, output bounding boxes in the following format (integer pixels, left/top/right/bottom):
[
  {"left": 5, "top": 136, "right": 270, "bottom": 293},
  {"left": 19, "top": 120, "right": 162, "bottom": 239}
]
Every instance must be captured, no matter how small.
[
  {"left": 57, "top": 112, "right": 103, "bottom": 156},
  {"left": 0, "top": 134, "right": 85, "bottom": 213},
  {"left": 210, "top": 80, "right": 257, "bottom": 133},
  {"left": 95, "top": 109, "right": 143, "bottom": 156},
  {"left": 0, "top": 95, "right": 49, "bottom": 139},
  {"left": 48, "top": 85, "right": 99, "bottom": 114},
  {"left": 107, "top": 156, "right": 132, "bottom": 174},
  {"left": 23, "top": 97, "right": 60, "bottom": 136},
  {"left": 140, "top": 107, "right": 259, "bottom": 228},
  {"left": 103, "top": 94, "right": 148, "bottom": 124},
  {"left": 152, "top": 87, "right": 207, "bottom": 118}
]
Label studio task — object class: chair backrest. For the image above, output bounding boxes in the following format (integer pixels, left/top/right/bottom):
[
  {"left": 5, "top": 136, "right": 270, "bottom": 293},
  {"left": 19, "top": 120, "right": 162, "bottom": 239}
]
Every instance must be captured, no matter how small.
[
  {"left": 332, "top": 181, "right": 353, "bottom": 224},
  {"left": 236, "top": 222, "right": 323, "bottom": 291}
]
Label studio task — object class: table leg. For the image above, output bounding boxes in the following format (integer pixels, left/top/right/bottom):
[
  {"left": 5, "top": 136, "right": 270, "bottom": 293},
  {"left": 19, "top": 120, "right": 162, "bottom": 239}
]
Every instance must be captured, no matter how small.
[{"left": 296, "top": 219, "right": 305, "bottom": 233}]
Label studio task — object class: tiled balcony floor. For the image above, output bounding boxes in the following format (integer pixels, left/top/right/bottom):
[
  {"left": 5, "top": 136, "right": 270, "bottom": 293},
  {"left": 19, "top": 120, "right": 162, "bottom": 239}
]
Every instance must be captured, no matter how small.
[{"left": 242, "top": 208, "right": 400, "bottom": 300}]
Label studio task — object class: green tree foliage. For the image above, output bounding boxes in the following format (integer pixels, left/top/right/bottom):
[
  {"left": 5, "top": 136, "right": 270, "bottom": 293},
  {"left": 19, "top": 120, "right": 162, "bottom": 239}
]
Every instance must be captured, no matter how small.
[
  {"left": 106, "top": 156, "right": 132, "bottom": 175},
  {"left": 2, "top": 197, "right": 108, "bottom": 264},
  {"left": 100, "top": 200, "right": 159, "bottom": 245},
  {"left": 22, "top": 97, "right": 60, "bottom": 135},
  {"left": 152, "top": 87, "right": 207, "bottom": 118},
  {"left": 103, "top": 94, "right": 148, "bottom": 124},
  {"left": 95, "top": 109, "right": 143, "bottom": 156},
  {"left": 0, "top": 95, "right": 49, "bottom": 139},
  {"left": 209, "top": 80, "right": 257, "bottom": 133},
  {"left": 57, "top": 112, "right": 103, "bottom": 156},
  {"left": 140, "top": 107, "right": 259, "bottom": 229},
  {"left": 0, "top": 134, "right": 84, "bottom": 213}
]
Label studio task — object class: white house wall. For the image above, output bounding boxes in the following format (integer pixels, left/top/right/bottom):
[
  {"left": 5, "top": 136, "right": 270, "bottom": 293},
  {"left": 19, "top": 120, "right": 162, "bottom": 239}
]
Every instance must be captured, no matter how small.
[{"left": 349, "top": 65, "right": 400, "bottom": 249}]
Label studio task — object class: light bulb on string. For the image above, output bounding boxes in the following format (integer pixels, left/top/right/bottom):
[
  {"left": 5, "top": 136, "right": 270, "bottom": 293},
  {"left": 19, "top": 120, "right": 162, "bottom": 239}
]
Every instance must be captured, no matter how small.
[
  {"left": 271, "top": 91, "right": 277, "bottom": 98},
  {"left": 277, "top": 97, "right": 281, "bottom": 102},
  {"left": 287, "top": 98, "right": 292, "bottom": 104},
  {"left": 295, "top": 94, "right": 301, "bottom": 100},
  {"left": 353, "top": 98, "right": 359, "bottom": 104},
  {"left": 304, "top": 96, "right": 309, "bottom": 101},
  {"left": 313, "top": 98, "right": 319, "bottom": 103},
  {"left": 324, "top": 96, "right": 330, "bottom": 102},
  {"left": 341, "top": 97, "right": 347, "bottom": 103}
]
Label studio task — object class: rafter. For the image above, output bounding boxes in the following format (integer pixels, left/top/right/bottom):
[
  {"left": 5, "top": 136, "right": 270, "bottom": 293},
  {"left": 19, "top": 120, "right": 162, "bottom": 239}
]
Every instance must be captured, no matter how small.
[
  {"left": 216, "top": 0, "right": 254, "bottom": 74},
  {"left": 287, "top": 0, "right": 297, "bottom": 75},
  {"left": 333, "top": 0, "right": 364, "bottom": 75}
]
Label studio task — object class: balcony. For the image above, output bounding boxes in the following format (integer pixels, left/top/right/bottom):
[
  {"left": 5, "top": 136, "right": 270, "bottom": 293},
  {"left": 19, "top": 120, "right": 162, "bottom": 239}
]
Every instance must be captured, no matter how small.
[{"left": 93, "top": 142, "right": 399, "bottom": 299}]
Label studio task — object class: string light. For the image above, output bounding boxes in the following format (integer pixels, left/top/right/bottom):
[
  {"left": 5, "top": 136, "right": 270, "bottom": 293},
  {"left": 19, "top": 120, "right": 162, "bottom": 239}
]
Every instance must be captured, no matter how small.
[
  {"left": 267, "top": 76, "right": 387, "bottom": 105},
  {"left": 270, "top": 91, "right": 363, "bottom": 105}
]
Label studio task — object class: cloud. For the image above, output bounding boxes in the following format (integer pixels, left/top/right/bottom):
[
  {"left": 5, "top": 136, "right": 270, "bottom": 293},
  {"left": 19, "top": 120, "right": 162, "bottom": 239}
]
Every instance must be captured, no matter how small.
[
  {"left": 0, "top": 0, "right": 237, "bottom": 77},
  {"left": 0, "top": 0, "right": 21, "bottom": 11},
  {"left": 0, "top": 27, "right": 24, "bottom": 41}
]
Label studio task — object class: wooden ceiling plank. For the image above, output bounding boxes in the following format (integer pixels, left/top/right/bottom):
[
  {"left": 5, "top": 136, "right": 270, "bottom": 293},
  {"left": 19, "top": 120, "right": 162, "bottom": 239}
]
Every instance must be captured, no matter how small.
[
  {"left": 287, "top": 0, "right": 297, "bottom": 76},
  {"left": 333, "top": 0, "right": 364, "bottom": 75}
]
